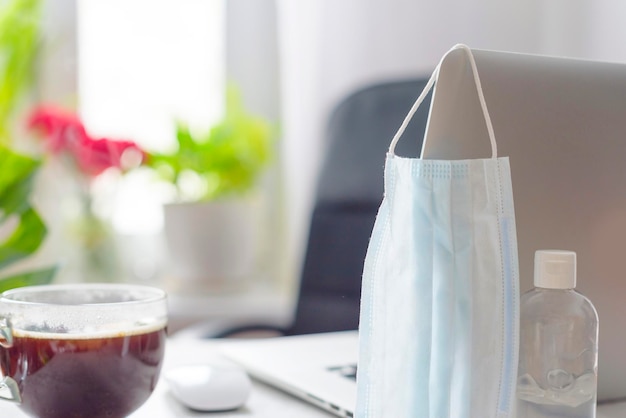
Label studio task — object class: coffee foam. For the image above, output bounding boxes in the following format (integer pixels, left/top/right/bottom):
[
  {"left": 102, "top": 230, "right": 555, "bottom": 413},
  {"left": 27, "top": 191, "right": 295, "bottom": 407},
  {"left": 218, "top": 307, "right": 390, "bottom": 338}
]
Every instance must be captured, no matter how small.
[{"left": 13, "top": 319, "right": 167, "bottom": 340}]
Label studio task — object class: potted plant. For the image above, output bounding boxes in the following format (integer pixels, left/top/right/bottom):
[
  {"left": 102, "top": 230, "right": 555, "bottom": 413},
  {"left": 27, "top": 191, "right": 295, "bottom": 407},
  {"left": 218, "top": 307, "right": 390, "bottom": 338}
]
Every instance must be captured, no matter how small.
[
  {"left": 0, "top": 0, "right": 41, "bottom": 147},
  {"left": 0, "top": 0, "right": 56, "bottom": 290},
  {"left": 144, "top": 85, "right": 275, "bottom": 291}
]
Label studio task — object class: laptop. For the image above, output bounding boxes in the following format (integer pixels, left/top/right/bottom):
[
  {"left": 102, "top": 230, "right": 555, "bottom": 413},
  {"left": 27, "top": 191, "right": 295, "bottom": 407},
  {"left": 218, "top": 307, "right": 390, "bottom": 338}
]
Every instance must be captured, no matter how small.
[
  {"left": 222, "top": 47, "right": 626, "bottom": 415},
  {"left": 422, "top": 47, "right": 626, "bottom": 401},
  {"left": 219, "top": 331, "right": 358, "bottom": 417}
]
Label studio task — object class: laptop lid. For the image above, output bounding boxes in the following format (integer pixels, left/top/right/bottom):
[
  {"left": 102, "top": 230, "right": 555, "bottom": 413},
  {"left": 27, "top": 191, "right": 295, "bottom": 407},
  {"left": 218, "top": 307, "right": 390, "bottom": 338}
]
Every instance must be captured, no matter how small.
[{"left": 421, "top": 47, "right": 626, "bottom": 401}]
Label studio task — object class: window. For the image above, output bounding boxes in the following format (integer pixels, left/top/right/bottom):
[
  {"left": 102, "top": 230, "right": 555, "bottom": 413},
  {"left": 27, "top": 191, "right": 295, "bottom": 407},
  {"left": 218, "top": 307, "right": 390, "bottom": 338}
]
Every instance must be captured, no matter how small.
[{"left": 77, "top": 0, "right": 226, "bottom": 234}]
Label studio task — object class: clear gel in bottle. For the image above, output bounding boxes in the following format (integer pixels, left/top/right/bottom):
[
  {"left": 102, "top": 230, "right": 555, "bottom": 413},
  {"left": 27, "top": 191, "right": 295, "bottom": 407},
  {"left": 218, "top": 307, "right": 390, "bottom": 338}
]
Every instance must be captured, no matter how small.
[{"left": 517, "top": 250, "right": 599, "bottom": 418}]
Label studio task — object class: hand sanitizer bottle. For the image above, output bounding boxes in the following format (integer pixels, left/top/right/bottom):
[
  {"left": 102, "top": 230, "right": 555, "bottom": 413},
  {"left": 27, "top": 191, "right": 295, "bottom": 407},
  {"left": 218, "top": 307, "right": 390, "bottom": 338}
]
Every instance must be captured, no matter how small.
[{"left": 517, "top": 250, "right": 599, "bottom": 418}]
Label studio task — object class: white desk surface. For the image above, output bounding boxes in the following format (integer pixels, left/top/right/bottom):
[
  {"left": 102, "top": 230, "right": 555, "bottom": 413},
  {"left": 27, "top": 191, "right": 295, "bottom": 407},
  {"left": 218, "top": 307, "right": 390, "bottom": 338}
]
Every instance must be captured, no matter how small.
[
  {"left": 0, "top": 338, "right": 331, "bottom": 418},
  {"left": 0, "top": 337, "right": 624, "bottom": 417}
]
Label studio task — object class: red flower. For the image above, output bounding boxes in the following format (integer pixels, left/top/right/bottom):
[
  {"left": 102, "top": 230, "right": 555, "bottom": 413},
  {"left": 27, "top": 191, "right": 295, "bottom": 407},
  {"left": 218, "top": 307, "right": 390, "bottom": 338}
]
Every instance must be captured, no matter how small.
[
  {"left": 27, "top": 106, "right": 145, "bottom": 177},
  {"left": 27, "top": 106, "right": 87, "bottom": 154},
  {"left": 75, "top": 135, "right": 144, "bottom": 177}
]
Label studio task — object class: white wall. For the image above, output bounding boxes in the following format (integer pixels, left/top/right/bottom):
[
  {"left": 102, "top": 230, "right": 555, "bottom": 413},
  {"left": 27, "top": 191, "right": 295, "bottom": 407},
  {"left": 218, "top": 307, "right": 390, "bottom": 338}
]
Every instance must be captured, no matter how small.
[
  {"left": 225, "top": 0, "right": 287, "bottom": 289},
  {"left": 226, "top": 0, "right": 280, "bottom": 122}
]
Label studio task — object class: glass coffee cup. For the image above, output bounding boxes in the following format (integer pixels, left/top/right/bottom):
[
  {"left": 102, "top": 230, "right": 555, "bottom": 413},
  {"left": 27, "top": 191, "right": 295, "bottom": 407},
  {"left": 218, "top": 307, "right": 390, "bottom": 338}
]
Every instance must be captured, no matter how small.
[{"left": 0, "top": 283, "right": 168, "bottom": 418}]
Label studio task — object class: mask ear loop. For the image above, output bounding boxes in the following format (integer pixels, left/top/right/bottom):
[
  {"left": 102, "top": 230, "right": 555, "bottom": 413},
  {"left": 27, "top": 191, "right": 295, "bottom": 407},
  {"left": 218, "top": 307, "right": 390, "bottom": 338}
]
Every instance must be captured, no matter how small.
[{"left": 388, "top": 44, "right": 498, "bottom": 159}]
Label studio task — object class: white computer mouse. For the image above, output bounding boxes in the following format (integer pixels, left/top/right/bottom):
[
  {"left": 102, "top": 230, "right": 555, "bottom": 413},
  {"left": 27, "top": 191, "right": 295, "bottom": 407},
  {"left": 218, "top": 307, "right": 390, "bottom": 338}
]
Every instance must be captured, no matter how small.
[{"left": 164, "top": 363, "right": 252, "bottom": 411}]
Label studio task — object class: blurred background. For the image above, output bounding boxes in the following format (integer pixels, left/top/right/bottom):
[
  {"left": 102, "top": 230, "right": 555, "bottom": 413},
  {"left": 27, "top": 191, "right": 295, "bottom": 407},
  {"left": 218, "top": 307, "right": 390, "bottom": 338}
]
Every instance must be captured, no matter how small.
[{"left": 2, "top": 0, "right": 626, "bottom": 330}]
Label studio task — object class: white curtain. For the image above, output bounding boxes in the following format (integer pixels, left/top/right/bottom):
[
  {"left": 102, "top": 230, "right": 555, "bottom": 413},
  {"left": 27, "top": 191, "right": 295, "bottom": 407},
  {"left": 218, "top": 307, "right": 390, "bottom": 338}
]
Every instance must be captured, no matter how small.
[{"left": 276, "top": 0, "right": 626, "bottom": 284}]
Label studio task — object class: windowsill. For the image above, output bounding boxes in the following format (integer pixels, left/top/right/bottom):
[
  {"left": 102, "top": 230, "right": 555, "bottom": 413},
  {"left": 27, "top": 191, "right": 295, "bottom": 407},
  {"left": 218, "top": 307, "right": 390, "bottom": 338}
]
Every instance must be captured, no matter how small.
[{"left": 162, "top": 278, "right": 294, "bottom": 334}]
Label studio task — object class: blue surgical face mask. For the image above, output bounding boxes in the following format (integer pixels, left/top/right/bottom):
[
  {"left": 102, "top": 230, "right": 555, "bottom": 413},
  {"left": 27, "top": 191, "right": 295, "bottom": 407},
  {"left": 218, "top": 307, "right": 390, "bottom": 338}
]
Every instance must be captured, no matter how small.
[{"left": 356, "top": 44, "right": 520, "bottom": 418}]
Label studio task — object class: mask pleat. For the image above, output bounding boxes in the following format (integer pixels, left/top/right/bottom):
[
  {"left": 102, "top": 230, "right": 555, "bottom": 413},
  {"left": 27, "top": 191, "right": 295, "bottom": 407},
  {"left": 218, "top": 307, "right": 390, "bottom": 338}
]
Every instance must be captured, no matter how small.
[{"left": 429, "top": 161, "right": 455, "bottom": 417}]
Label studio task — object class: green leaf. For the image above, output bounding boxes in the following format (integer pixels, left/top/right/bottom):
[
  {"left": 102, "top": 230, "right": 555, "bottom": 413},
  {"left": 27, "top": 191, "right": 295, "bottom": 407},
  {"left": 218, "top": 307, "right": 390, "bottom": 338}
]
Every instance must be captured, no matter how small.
[
  {"left": 0, "top": 144, "right": 39, "bottom": 199},
  {"left": 0, "top": 146, "right": 56, "bottom": 288},
  {"left": 0, "top": 207, "right": 46, "bottom": 270},
  {"left": 0, "top": 146, "right": 39, "bottom": 219},
  {"left": 0, "top": 265, "right": 57, "bottom": 293},
  {"left": 143, "top": 83, "right": 276, "bottom": 201},
  {"left": 0, "top": 0, "right": 42, "bottom": 145}
]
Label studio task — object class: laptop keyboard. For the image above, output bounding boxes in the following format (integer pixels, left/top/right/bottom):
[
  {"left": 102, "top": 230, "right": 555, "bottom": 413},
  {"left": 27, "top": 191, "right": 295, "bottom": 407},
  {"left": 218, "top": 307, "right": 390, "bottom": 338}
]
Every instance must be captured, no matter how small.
[{"left": 327, "top": 364, "right": 357, "bottom": 381}]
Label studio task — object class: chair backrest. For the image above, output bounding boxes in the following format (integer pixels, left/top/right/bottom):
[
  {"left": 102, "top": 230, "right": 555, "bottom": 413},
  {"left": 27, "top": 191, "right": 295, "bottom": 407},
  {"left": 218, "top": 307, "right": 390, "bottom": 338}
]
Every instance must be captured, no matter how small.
[{"left": 287, "top": 78, "right": 431, "bottom": 335}]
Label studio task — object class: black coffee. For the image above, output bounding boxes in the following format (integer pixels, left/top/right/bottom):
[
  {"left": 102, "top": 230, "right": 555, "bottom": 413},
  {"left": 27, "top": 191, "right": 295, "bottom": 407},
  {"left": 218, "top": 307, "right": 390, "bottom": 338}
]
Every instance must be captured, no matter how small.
[{"left": 0, "top": 327, "right": 166, "bottom": 418}]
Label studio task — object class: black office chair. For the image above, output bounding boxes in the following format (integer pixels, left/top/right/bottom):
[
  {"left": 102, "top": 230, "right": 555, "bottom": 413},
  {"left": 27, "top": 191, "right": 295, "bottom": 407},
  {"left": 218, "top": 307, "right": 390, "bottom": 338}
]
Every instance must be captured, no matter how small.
[
  {"left": 287, "top": 78, "right": 431, "bottom": 335},
  {"left": 177, "top": 78, "right": 431, "bottom": 338}
]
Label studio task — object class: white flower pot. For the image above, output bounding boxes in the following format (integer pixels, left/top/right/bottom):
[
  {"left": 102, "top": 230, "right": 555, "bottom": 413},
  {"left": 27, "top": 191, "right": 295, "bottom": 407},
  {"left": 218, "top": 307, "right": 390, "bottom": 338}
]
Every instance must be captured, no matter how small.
[{"left": 163, "top": 198, "right": 259, "bottom": 291}]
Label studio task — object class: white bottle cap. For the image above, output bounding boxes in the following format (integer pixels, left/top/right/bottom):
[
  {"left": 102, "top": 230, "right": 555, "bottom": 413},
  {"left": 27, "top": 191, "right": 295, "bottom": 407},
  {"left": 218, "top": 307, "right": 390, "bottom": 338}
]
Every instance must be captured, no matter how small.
[{"left": 534, "top": 250, "right": 576, "bottom": 289}]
